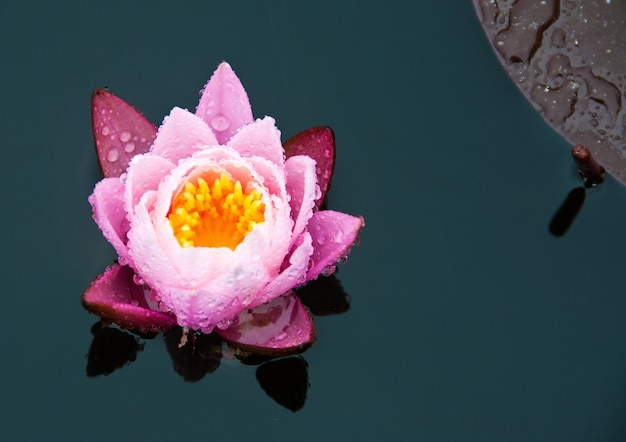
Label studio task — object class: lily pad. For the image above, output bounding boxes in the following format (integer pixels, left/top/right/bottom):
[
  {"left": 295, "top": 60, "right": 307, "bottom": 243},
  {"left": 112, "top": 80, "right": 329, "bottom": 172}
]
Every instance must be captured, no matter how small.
[{"left": 473, "top": 0, "right": 626, "bottom": 183}]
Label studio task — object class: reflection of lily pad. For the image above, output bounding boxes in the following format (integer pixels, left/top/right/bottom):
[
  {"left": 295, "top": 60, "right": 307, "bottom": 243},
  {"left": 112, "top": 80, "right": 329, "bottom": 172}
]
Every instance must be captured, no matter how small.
[{"left": 474, "top": 0, "right": 626, "bottom": 183}]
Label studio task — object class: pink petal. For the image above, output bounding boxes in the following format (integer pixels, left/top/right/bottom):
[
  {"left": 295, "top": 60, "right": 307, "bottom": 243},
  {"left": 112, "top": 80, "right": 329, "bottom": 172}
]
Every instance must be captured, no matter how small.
[
  {"left": 227, "top": 117, "right": 284, "bottom": 165},
  {"left": 283, "top": 127, "right": 335, "bottom": 209},
  {"left": 285, "top": 155, "right": 318, "bottom": 246},
  {"left": 89, "top": 177, "right": 131, "bottom": 265},
  {"left": 151, "top": 107, "right": 219, "bottom": 163},
  {"left": 257, "top": 232, "right": 314, "bottom": 303},
  {"left": 196, "top": 62, "right": 254, "bottom": 145},
  {"left": 91, "top": 88, "right": 157, "bottom": 178},
  {"left": 82, "top": 264, "right": 177, "bottom": 332},
  {"left": 216, "top": 292, "right": 316, "bottom": 356},
  {"left": 124, "top": 154, "right": 175, "bottom": 215},
  {"left": 306, "top": 211, "right": 364, "bottom": 280}
]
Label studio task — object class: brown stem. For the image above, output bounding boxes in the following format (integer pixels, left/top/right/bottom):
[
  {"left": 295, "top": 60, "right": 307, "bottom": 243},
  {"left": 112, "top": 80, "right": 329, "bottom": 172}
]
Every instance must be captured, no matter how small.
[{"left": 571, "top": 145, "right": 605, "bottom": 188}]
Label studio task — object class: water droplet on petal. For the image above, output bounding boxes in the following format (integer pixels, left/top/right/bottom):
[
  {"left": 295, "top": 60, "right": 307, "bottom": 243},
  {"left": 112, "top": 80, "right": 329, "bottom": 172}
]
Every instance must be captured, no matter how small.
[
  {"left": 101, "top": 126, "right": 110, "bottom": 136},
  {"left": 217, "top": 318, "right": 232, "bottom": 330},
  {"left": 119, "top": 130, "right": 131, "bottom": 142},
  {"left": 133, "top": 274, "right": 144, "bottom": 285},
  {"left": 107, "top": 148, "right": 119, "bottom": 162},
  {"left": 322, "top": 265, "right": 336, "bottom": 276},
  {"left": 202, "top": 324, "right": 215, "bottom": 334},
  {"left": 124, "top": 142, "right": 135, "bottom": 153},
  {"left": 273, "top": 332, "right": 288, "bottom": 341},
  {"left": 203, "top": 99, "right": 216, "bottom": 113},
  {"left": 210, "top": 114, "right": 230, "bottom": 131}
]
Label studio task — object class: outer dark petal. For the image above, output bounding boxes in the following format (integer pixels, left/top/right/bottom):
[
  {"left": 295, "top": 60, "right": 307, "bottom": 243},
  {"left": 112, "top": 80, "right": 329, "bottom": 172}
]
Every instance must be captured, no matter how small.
[
  {"left": 216, "top": 292, "right": 316, "bottom": 357},
  {"left": 91, "top": 88, "right": 157, "bottom": 178},
  {"left": 283, "top": 127, "right": 335, "bottom": 209},
  {"left": 82, "top": 264, "right": 176, "bottom": 332}
]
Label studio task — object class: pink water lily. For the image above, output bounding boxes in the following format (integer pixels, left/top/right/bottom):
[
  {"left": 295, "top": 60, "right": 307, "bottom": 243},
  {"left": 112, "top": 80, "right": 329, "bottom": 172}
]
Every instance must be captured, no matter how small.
[{"left": 83, "top": 62, "right": 363, "bottom": 353}]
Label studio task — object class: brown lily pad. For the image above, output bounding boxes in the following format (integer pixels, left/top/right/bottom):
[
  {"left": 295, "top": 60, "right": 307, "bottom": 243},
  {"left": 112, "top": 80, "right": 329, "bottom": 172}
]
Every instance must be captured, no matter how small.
[{"left": 474, "top": 0, "right": 626, "bottom": 183}]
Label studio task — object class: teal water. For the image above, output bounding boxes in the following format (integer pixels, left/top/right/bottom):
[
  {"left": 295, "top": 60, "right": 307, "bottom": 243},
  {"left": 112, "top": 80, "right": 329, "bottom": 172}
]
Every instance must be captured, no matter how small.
[{"left": 2, "top": 1, "right": 626, "bottom": 441}]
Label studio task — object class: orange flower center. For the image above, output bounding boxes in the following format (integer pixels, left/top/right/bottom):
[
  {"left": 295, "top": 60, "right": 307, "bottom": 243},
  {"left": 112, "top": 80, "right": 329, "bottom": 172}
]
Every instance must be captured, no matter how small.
[{"left": 168, "top": 171, "right": 265, "bottom": 250}]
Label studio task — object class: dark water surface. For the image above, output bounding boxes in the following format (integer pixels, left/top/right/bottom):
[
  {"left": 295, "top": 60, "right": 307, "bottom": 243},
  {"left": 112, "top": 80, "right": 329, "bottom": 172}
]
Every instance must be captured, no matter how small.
[{"left": 3, "top": 1, "right": 626, "bottom": 441}]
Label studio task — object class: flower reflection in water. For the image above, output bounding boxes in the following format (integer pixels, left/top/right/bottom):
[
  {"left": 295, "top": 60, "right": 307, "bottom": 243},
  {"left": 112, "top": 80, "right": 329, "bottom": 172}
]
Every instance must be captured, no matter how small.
[{"left": 85, "top": 275, "right": 350, "bottom": 412}]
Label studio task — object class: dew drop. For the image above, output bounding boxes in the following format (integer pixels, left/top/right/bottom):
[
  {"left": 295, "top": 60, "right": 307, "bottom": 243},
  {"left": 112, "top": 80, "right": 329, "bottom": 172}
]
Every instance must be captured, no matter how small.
[
  {"left": 322, "top": 265, "right": 336, "bottom": 276},
  {"left": 202, "top": 324, "right": 215, "bottom": 334},
  {"left": 273, "top": 332, "right": 288, "bottom": 341},
  {"left": 101, "top": 126, "right": 110, "bottom": 136},
  {"left": 133, "top": 274, "right": 144, "bottom": 285},
  {"left": 217, "top": 318, "right": 232, "bottom": 330},
  {"left": 203, "top": 99, "right": 216, "bottom": 113},
  {"left": 316, "top": 229, "right": 327, "bottom": 245},
  {"left": 124, "top": 142, "right": 135, "bottom": 153},
  {"left": 119, "top": 131, "right": 131, "bottom": 142},
  {"left": 107, "top": 148, "right": 119, "bottom": 162},
  {"left": 323, "top": 148, "right": 332, "bottom": 159},
  {"left": 210, "top": 114, "right": 230, "bottom": 131}
]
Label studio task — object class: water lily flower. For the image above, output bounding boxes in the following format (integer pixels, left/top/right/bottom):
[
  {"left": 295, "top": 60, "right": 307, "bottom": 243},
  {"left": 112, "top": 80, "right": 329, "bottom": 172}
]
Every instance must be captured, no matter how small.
[{"left": 83, "top": 62, "right": 363, "bottom": 353}]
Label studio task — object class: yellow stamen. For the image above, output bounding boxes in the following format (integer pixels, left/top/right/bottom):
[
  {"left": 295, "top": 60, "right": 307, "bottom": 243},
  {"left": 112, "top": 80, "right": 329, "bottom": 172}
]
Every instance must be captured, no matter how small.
[{"left": 168, "top": 171, "right": 265, "bottom": 250}]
